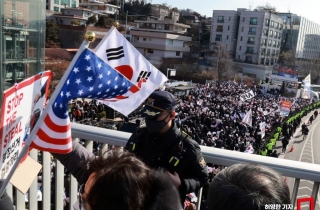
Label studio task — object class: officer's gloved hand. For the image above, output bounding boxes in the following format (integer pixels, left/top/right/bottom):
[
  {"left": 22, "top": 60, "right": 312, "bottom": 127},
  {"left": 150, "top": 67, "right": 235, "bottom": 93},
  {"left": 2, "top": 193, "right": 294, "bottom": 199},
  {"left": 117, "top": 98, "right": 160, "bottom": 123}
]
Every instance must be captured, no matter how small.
[{"left": 0, "top": 180, "right": 14, "bottom": 210}]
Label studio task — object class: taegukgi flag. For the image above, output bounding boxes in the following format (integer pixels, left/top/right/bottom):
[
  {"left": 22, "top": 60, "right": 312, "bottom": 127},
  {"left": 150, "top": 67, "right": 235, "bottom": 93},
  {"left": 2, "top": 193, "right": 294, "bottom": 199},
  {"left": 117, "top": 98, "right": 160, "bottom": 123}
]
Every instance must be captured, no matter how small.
[
  {"left": 28, "top": 38, "right": 151, "bottom": 154},
  {"left": 94, "top": 26, "right": 168, "bottom": 115}
]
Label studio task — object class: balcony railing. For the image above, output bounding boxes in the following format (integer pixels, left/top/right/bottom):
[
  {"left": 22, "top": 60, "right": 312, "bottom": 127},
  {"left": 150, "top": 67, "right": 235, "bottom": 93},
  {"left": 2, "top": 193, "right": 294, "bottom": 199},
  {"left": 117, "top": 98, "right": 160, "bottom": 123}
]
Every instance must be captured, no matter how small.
[
  {"left": 247, "top": 41, "right": 255, "bottom": 45},
  {"left": 7, "top": 123, "right": 320, "bottom": 210},
  {"left": 216, "top": 29, "right": 223, "bottom": 32},
  {"left": 248, "top": 31, "right": 256, "bottom": 35},
  {"left": 217, "top": 20, "right": 224, "bottom": 23}
]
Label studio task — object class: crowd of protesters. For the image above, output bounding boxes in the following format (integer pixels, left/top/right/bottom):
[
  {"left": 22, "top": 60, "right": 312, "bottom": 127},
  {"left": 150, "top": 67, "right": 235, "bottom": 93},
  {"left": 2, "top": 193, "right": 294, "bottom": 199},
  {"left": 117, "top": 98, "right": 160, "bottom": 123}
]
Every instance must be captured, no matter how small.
[{"left": 165, "top": 82, "right": 319, "bottom": 156}]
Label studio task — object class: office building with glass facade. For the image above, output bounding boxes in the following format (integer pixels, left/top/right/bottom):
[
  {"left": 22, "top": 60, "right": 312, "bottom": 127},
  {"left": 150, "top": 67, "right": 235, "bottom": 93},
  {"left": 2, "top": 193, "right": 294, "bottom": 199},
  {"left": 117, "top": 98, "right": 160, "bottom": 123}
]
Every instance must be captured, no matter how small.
[
  {"left": 0, "top": 0, "right": 46, "bottom": 108},
  {"left": 279, "top": 13, "right": 320, "bottom": 60}
]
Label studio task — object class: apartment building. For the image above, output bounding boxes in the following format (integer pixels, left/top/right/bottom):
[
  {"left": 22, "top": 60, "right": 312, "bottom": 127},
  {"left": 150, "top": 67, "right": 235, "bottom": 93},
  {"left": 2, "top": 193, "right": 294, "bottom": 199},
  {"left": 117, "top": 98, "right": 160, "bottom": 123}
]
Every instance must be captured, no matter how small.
[
  {"left": 279, "top": 13, "right": 320, "bottom": 60},
  {"left": 79, "top": 0, "right": 120, "bottom": 16},
  {"left": 51, "top": 7, "right": 95, "bottom": 25},
  {"left": 130, "top": 18, "right": 191, "bottom": 58},
  {"left": 210, "top": 8, "right": 284, "bottom": 66},
  {"left": 46, "top": 0, "right": 79, "bottom": 12}
]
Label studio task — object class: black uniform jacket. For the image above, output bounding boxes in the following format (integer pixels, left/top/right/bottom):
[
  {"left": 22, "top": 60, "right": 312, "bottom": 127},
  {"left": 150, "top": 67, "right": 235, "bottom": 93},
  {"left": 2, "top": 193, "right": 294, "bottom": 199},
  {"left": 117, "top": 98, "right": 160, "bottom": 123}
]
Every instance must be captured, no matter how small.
[{"left": 125, "top": 121, "right": 208, "bottom": 195}]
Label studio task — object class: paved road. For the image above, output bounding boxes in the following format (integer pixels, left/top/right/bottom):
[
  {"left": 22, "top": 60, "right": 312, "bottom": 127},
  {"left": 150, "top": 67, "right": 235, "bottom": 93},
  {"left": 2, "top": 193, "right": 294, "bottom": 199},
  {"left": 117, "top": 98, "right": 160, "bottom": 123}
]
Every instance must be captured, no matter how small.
[{"left": 280, "top": 111, "right": 320, "bottom": 210}]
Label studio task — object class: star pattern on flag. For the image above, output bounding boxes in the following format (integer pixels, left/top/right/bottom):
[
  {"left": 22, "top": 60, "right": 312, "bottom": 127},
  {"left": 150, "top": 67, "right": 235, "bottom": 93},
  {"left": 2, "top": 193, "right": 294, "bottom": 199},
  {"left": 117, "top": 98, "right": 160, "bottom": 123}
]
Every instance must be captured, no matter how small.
[{"left": 51, "top": 48, "right": 134, "bottom": 119}]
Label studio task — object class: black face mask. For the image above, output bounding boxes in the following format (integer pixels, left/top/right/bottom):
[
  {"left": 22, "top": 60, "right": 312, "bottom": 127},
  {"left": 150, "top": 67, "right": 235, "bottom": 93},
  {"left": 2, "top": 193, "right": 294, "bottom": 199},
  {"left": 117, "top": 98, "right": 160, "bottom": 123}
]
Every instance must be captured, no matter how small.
[{"left": 145, "top": 114, "right": 170, "bottom": 133}]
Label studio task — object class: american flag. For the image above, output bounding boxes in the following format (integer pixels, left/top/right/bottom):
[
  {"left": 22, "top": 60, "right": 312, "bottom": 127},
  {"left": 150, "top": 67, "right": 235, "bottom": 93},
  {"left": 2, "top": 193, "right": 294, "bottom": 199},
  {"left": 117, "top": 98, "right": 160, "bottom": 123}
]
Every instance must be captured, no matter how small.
[{"left": 30, "top": 48, "right": 136, "bottom": 153}]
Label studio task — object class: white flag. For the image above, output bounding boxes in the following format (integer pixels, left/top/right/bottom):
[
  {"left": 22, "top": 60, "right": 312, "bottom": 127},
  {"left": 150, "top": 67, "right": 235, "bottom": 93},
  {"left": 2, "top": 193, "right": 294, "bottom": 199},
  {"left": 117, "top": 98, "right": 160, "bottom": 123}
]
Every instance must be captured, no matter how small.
[
  {"left": 301, "top": 74, "right": 311, "bottom": 99},
  {"left": 242, "top": 109, "right": 252, "bottom": 127},
  {"left": 94, "top": 27, "right": 167, "bottom": 115}
]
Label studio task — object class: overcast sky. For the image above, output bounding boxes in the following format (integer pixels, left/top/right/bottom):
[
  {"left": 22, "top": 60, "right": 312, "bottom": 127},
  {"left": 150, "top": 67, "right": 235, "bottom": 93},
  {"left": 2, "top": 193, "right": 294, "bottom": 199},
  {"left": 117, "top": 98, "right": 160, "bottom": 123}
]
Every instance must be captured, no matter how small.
[{"left": 150, "top": 0, "right": 320, "bottom": 24}]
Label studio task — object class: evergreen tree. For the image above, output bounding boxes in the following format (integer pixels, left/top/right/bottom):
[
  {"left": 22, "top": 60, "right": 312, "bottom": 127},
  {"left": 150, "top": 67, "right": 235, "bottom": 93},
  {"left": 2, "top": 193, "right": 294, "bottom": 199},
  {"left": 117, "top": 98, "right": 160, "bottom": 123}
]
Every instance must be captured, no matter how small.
[{"left": 46, "top": 20, "right": 60, "bottom": 47}]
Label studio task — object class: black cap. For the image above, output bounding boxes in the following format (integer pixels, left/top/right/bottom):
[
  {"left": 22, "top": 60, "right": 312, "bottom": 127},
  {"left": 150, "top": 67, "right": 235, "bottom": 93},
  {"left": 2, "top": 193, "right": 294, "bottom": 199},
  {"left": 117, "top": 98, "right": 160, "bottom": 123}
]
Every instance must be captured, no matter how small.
[{"left": 141, "top": 91, "right": 177, "bottom": 118}]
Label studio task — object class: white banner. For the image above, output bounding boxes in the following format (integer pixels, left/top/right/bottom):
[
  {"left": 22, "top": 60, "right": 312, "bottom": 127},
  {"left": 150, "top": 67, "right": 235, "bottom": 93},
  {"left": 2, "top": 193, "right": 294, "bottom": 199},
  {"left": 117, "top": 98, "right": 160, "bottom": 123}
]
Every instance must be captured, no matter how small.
[
  {"left": 0, "top": 72, "right": 52, "bottom": 179},
  {"left": 240, "top": 90, "right": 255, "bottom": 102},
  {"left": 259, "top": 122, "right": 266, "bottom": 139}
]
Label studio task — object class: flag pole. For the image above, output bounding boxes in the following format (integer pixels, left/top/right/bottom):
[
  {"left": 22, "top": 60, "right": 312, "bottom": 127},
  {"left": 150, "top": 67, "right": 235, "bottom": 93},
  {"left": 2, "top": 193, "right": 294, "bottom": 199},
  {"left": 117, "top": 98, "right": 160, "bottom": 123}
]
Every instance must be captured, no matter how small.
[{"left": 0, "top": 33, "right": 93, "bottom": 197}]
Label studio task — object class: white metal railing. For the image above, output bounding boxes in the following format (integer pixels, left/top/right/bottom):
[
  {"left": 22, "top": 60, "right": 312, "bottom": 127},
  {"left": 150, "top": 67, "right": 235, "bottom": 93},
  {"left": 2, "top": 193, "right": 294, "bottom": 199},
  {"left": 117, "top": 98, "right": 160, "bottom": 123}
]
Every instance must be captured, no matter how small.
[{"left": 8, "top": 122, "right": 320, "bottom": 210}]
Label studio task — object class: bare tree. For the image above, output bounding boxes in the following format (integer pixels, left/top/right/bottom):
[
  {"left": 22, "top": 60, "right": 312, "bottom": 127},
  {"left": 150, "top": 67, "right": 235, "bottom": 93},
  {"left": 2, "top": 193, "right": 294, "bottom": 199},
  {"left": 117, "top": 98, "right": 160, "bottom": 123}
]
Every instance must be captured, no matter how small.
[
  {"left": 279, "top": 50, "right": 296, "bottom": 67},
  {"left": 211, "top": 44, "right": 235, "bottom": 82},
  {"left": 255, "top": 3, "right": 278, "bottom": 14}
]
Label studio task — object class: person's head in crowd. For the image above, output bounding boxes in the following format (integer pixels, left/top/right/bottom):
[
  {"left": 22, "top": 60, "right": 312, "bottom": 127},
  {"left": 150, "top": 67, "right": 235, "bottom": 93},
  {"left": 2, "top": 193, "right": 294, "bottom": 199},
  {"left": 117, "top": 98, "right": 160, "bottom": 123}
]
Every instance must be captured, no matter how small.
[
  {"left": 207, "top": 163, "right": 291, "bottom": 210},
  {"left": 140, "top": 91, "right": 177, "bottom": 133},
  {"left": 77, "top": 151, "right": 181, "bottom": 210}
]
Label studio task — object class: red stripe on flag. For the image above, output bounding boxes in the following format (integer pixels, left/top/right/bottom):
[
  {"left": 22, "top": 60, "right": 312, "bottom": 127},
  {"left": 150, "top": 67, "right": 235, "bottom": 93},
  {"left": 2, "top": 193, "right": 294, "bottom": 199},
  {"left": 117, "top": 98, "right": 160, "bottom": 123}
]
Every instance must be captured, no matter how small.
[
  {"left": 115, "top": 95, "right": 127, "bottom": 100},
  {"left": 129, "top": 78, "right": 145, "bottom": 93},
  {"left": 36, "top": 128, "right": 71, "bottom": 145},
  {"left": 30, "top": 142, "right": 72, "bottom": 154},
  {"left": 44, "top": 114, "right": 71, "bottom": 132}
]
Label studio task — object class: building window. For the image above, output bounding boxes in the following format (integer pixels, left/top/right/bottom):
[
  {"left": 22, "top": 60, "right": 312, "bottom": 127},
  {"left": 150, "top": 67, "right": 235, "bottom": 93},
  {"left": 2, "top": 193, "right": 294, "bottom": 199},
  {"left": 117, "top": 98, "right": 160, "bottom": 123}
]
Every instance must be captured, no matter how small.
[
  {"left": 166, "top": 39, "right": 173, "bottom": 45},
  {"left": 229, "top": 16, "right": 231, "bottom": 21},
  {"left": 263, "top": 29, "right": 268, "bottom": 36},
  {"left": 240, "top": 37, "right": 242, "bottom": 41},
  {"left": 217, "top": 16, "right": 224, "bottom": 23},
  {"left": 247, "top": 37, "right": 255, "bottom": 44},
  {"left": 261, "top": 48, "right": 266, "bottom": 55},
  {"left": 275, "top": 22, "right": 279, "bottom": 29},
  {"left": 108, "top": 7, "right": 113, "bottom": 11},
  {"left": 143, "top": 38, "right": 147, "bottom": 41},
  {"left": 242, "top": 27, "right": 244, "bottom": 32},
  {"left": 215, "top": 34, "right": 222, "bottom": 41},
  {"left": 243, "top": 17, "right": 245, "bottom": 22},
  {"left": 151, "top": 24, "right": 156, "bottom": 29},
  {"left": 245, "top": 56, "right": 253, "bottom": 63},
  {"left": 239, "top": 46, "right": 242, "bottom": 50},
  {"left": 269, "top": 30, "right": 273, "bottom": 37},
  {"left": 147, "top": 49, "right": 154, "bottom": 54},
  {"left": 246, "top": 47, "right": 254, "bottom": 54},
  {"left": 54, "top": 6, "right": 59, "bottom": 11},
  {"left": 54, "top": 0, "right": 59, "bottom": 4},
  {"left": 216, "top": 25, "right": 223, "bottom": 32},
  {"left": 279, "top": 24, "right": 283, "bottom": 30},
  {"left": 261, "top": 58, "right": 265, "bottom": 64},
  {"left": 248, "top": 27, "right": 256, "bottom": 35},
  {"left": 270, "top": 20, "right": 274, "bottom": 27},
  {"left": 274, "top": 31, "right": 278, "bottom": 38},
  {"left": 175, "top": 26, "right": 178, "bottom": 30},
  {"left": 227, "top": 35, "right": 229, "bottom": 40},
  {"left": 265, "top": 19, "right": 269, "bottom": 26},
  {"left": 176, "top": 51, "right": 181, "bottom": 56},
  {"left": 238, "top": 55, "right": 240, "bottom": 60},
  {"left": 268, "top": 40, "right": 272, "bottom": 47},
  {"left": 228, "top": 26, "right": 230, "bottom": 30},
  {"left": 273, "top": 40, "right": 276, "bottom": 47},
  {"left": 250, "top": 17, "right": 257, "bottom": 25},
  {"left": 66, "top": 10, "right": 70, "bottom": 14},
  {"left": 267, "top": 49, "right": 271, "bottom": 55}
]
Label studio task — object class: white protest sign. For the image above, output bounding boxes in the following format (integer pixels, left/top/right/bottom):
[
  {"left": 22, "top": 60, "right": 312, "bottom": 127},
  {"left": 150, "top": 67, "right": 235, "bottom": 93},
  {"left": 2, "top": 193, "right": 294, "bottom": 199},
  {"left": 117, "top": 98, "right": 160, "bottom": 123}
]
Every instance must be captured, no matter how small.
[
  {"left": 0, "top": 71, "right": 52, "bottom": 179},
  {"left": 239, "top": 90, "right": 255, "bottom": 102},
  {"left": 259, "top": 122, "right": 266, "bottom": 139}
]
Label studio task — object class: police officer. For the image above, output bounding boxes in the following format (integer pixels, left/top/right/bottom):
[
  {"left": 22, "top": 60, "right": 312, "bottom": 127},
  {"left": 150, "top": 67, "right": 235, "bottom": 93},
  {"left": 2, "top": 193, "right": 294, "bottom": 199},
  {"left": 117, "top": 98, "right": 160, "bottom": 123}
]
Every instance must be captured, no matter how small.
[{"left": 125, "top": 91, "right": 208, "bottom": 202}]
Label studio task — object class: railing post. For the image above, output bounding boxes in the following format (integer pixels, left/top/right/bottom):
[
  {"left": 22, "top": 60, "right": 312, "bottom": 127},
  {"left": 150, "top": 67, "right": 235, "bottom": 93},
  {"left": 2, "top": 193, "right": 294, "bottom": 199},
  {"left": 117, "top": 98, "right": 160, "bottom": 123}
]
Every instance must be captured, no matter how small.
[
  {"left": 55, "top": 159, "right": 64, "bottom": 210},
  {"left": 69, "top": 175, "right": 78, "bottom": 210},
  {"left": 29, "top": 149, "right": 39, "bottom": 210},
  {"left": 85, "top": 140, "right": 93, "bottom": 153},
  {"left": 15, "top": 187, "right": 24, "bottom": 210},
  {"left": 291, "top": 178, "right": 300, "bottom": 209},
  {"left": 311, "top": 181, "right": 319, "bottom": 209},
  {"left": 100, "top": 143, "right": 109, "bottom": 154},
  {"left": 42, "top": 151, "right": 51, "bottom": 210},
  {"left": 196, "top": 187, "right": 203, "bottom": 210}
]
